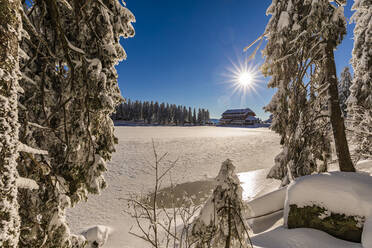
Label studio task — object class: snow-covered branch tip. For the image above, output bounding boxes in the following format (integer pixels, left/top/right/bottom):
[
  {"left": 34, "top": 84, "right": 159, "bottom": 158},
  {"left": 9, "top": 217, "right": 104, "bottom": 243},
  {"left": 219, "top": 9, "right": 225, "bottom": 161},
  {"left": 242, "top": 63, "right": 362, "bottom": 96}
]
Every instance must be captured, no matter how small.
[{"left": 18, "top": 142, "right": 48, "bottom": 155}]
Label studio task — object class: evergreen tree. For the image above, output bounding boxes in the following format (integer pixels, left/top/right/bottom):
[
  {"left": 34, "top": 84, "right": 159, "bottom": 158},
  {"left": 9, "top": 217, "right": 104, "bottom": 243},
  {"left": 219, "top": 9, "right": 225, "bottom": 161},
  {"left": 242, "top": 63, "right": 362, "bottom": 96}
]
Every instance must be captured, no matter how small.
[
  {"left": 262, "top": 0, "right": 353, "bottom": 183},
  {"left": 17, "top": 1, "right": 135, "bottom": 247},
  {"left": 128, "top": 99, "right": 133, "bottom": 120},
  {"left": 166, "top": 103, "right": 172, "bottom": 124},
  {"left": 188, "top": 107, "right": 192, "bottom": 123},
  {"left": 148, "top": 101, "right": 154, "bottom": 124},
  {"left": 206, "top": 110, "right": 210, "bottom": 124},
  {"left": 197, "top": 108, "right": 202, "bottom": 125},
  {"left": 160, "top": 102, "right": 167, "bottom": 124},
  {"left": 0, "top": 0, "right": 21, "bottom": 246},
  {"left": 338, "top": 67, "right": 352, "bottom": 117},
  {"left": 182, "top": 106, "right": 187, "bottom": 125},
  {"left": 193, "top": 108, "right": 197, "bottom": 125},
  {"left": 191, "top": 160, "right": 251, "bottom": 248},
  {"left": 154, "top": 102, "right": 159, "bottom": 123},
  {"left": 142, "top": 101, "right": 149, "bottom": 122},
  {"left": 347, "top": 0, "right": 372, "bottom": 161}
]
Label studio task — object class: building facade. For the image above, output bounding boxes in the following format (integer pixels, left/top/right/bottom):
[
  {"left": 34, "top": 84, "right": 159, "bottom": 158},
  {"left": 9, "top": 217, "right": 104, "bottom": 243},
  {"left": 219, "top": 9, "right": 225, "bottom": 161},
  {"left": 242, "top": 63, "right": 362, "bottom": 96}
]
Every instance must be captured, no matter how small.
[{"left": 219, "top": 108, "right": 259, "bottom": 125}]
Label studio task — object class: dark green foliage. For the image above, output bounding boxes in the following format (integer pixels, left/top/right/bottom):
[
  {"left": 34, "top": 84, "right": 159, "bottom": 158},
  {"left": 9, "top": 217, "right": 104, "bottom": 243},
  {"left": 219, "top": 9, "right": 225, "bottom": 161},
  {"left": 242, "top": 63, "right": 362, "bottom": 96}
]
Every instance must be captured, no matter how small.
[
  {"left": 287, "top": 204, "right": 364, "bottom": 243},
  {"left": 114, "top": 98, "right": 211, "bottom": 125}
]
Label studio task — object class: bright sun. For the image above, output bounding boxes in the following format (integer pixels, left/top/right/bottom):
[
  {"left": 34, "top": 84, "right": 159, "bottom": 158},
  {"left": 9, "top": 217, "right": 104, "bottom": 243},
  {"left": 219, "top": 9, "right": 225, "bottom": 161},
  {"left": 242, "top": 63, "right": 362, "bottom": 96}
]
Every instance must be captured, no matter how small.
[
  {"left": 238, "top": 72, "right": 253, "bottom": 86},
  {"left": 223, "top": 59, "right": 261, "bottom": 103}
]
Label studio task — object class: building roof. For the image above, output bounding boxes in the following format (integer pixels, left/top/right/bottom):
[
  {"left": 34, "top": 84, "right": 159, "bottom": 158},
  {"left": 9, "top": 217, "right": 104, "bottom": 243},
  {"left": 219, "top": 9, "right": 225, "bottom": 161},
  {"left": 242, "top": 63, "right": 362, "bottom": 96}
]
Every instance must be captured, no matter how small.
[
  {"left": 222, "top": 108, "right": 255, "bottom": 115},
  {"left": 245, "top": 116, "right": 259, "bottom": 121}
]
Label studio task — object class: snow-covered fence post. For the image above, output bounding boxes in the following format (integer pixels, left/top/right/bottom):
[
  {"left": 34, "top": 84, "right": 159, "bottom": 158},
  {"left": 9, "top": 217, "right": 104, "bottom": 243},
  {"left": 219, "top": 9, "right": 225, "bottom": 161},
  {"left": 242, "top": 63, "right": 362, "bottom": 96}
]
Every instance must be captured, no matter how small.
[
  {"left": 0, "top": 0, "right": 22, "bottom": 247},
  {"left": 190, "top": 159, "right": 252, "bottom": 248}
]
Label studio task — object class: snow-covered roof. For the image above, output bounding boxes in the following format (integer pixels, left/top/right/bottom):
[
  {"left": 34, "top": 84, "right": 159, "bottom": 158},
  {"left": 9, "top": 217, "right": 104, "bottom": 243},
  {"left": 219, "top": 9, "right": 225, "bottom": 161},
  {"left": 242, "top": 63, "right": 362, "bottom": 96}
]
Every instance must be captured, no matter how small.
[
  {"left": 223, "top": 108, "right": 255, "bottom": 115},
  {"left": 246, "top": 116, "right": 259, "bottom": 121}
]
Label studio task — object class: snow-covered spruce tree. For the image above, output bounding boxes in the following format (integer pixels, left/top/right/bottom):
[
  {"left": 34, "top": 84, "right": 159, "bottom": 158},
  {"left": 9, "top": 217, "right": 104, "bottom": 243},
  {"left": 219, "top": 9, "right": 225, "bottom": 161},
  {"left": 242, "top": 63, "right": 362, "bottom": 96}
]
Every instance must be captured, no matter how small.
[
  {"left": 0, "top": 0, "right": 21, "bottom": 246},
  {"left": 17, "top": 1, "right": 135, "bottom": 247},
  {"left": 347, "top": 0, "right": 372, "bottom": 161},
  {"left": 338, "top": 67, "right": 352, "bottom": 117},
  {"left": 191, "top": 159, "right": 252, "bottom": 248},
  {"left": 263, "top": 0, "right": 354, "bottom": 183}
]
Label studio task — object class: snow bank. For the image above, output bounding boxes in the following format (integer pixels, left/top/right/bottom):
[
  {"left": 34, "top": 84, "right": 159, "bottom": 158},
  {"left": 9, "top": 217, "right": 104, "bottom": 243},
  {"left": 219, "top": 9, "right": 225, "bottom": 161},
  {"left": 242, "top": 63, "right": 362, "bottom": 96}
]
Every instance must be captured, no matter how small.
[
  {"left": 362, "top": 217, "right": 372, "bottom": 248},
  {"left": 252, "top": 227, "right": 363, "bottom": 248},
  {"left": 81, "top": 225, "right": 112, "bottom": 248},
  {"left": 247, "top": 187, "right": 286, "bottom": 218},
  {"left": 244, "top": 186, "right": 286, "bottom": 234},
  {"left": 357, "top": 160, "right": 372, "bottom": 174}
]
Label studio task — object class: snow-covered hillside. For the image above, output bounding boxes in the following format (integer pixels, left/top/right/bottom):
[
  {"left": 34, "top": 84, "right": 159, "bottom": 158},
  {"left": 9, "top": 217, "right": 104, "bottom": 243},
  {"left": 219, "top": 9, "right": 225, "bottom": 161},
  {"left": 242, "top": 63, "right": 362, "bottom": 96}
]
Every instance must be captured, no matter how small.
[{"left": 67, "top": 126, "right": 281, "bottom": 248}]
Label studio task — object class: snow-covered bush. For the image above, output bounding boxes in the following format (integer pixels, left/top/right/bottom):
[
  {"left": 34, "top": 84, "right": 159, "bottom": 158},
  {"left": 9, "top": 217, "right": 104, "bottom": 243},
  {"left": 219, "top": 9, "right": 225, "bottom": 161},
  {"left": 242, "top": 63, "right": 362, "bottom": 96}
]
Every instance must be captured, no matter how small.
[
  {"left": 191, "top": 159, "right": 252, "bottom": 248},
  {"left": 16, "top": 1, "right": 135, "bottom": 247},
  {"left": 81, "top": 225, "right": 111, "bottom": 248},
  {"left": 284, "top": 172, "right": 372, "bottom": 244}
]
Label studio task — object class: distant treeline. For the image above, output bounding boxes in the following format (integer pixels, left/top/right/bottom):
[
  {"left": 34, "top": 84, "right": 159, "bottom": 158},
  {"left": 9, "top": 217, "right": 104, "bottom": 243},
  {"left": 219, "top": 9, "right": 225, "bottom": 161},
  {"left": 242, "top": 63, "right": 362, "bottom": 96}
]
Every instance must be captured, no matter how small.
[{"left": 113, "top": 99, "right": 211, "bottom": 125}]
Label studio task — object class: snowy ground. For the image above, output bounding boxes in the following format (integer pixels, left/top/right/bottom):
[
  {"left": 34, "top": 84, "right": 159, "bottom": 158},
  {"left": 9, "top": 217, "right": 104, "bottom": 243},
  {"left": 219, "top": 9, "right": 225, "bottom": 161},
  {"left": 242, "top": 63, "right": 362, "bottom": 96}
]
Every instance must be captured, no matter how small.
[{"left": 67, "top": 126, "right": 281, "bottom": 248}]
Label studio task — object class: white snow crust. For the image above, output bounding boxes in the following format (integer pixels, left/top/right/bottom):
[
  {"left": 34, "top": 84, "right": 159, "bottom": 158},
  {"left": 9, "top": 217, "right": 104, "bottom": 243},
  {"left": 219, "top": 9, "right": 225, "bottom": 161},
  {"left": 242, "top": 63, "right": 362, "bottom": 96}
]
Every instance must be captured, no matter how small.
[{"left": 67, "top": 126, "right": 281, "bottom": 248}]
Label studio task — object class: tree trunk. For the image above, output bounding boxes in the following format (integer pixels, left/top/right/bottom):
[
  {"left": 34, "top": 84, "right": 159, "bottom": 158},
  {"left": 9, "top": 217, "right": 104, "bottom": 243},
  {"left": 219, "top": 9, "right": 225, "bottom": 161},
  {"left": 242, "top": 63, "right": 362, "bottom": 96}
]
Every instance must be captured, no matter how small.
[
  {"left": 323, "top": 41, "right": 355, "bottom": 172},
  {"left": 0, "top": 0, "right": 21, "bottom": 247}
]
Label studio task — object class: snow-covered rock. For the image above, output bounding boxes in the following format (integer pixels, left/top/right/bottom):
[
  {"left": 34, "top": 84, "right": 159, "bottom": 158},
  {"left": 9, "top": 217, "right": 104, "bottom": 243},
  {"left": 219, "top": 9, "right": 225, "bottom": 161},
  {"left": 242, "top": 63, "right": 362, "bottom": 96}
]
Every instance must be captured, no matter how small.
[
  {"left": 283, "top": 172, "right": 372, "bottom": 247},
  {"left": 284, "top": 172, "right": 372, "bottom": 224},
  {"left": 81, "top": 225, "right": 112, "bottom": 248}
]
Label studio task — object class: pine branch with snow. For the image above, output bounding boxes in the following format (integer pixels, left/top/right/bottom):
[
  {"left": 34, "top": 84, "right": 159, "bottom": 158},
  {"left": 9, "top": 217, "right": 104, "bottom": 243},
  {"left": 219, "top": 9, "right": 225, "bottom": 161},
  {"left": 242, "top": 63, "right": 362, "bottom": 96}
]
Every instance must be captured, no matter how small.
[{"left": 16, "top": 0, "right": 135, "bottom": 247}]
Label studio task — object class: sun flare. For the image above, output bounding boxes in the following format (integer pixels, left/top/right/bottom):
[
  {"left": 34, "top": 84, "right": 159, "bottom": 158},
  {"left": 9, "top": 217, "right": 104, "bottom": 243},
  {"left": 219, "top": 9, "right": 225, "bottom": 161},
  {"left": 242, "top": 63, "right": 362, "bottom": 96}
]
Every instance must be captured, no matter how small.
[
  {"left": 225, "top": 60, "right": 261, "bottom": 97},
  {"left": 238, "top": 72, "right": 253, "bottom": 86}
]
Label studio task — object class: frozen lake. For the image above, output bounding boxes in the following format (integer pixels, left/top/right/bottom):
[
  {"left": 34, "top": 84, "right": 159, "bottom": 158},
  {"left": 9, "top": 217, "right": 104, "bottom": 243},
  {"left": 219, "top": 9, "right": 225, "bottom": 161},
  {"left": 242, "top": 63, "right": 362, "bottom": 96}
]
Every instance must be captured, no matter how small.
[{"left": 67, "top": 126, "right": 281, "bottom": 247}]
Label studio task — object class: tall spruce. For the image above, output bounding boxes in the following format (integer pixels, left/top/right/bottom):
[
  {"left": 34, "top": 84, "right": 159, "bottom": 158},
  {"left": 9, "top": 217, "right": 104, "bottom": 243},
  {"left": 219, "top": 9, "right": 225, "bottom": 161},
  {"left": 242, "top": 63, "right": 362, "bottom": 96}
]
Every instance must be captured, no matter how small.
[
  {"left": 0, "top": 0, "right": 22, "bottom": 246},
  {"left": 188, "top": 107, "right": 192, "bottom": 123},
  {"left": 193, "top": 108, "right": 197, "bottom": 125},
  {"left": 347, "top": 0, "right": 372, "bottom": 161},
  {"left": 17, "top": 1, "right": 135, "bottom": 247},
  {"left": 338, "top": 67, "right": 352, "bottom": 117},
  {"left": 262, "top": 0, "right": 354, "bottom": 183}
]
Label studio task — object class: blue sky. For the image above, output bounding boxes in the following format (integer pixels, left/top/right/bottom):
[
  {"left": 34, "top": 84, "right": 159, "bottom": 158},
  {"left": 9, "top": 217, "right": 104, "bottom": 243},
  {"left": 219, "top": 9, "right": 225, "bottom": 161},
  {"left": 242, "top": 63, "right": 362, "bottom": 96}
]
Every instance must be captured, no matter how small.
[{"left": 117, "top": 0, "right": 356, "bottom": 119}]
